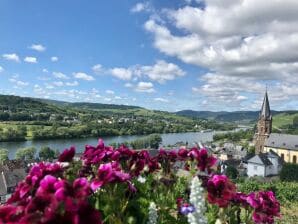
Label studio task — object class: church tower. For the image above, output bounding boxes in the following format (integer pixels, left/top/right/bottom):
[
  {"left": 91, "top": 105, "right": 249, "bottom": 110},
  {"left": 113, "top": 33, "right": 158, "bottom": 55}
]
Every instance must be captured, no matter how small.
[{"left": 254, "top": 90, "right": 272, "bottom": 154}]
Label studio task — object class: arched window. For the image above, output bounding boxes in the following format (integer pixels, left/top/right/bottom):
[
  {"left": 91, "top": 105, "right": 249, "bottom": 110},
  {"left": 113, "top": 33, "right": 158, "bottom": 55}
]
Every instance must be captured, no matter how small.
[{"left": 293, "top": 155, "right": 297, "bottom": 164}]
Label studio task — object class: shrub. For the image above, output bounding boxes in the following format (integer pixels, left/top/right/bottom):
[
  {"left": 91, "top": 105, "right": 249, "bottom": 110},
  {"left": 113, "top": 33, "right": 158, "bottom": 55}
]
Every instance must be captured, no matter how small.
[{"left": 280, "top": 163, "right": 298, "bottom": 182}]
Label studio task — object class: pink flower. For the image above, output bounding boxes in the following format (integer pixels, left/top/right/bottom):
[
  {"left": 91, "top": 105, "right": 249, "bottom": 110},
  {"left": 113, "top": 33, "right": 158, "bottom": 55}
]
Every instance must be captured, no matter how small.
[
  {"left": 196, "top": 148, "right": 217, "bottom": 173},
  {"left": 247, "top": 191, "right": 280, "bottom": 224},
  {"left": 59, "top": 146, "right": 75, "bottom": 162},
  {"left": 91, "top": 162, "right": 131, "bottom": 191},
  {"left": 207, "top": 175, "right": 236, "bottom": 207}
]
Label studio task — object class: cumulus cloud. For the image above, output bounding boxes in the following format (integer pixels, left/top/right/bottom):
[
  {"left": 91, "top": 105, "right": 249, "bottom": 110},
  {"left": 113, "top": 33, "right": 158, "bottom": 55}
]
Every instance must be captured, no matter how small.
[
  {"left": 51, "top": 56, "right": 58, "bottom": 62},
  {"left": 142, "top": 0, "right": 298, "bottom": 108},
  {"left": 107, "top": 60, "right": 185, "bottom": 83},
  {"left": 29, "top": 44, "right": 46, "bottom": 52},
  {"left": 2, "top": 53, "right": 20, "bottom": 62},
  {"left": 0, "top": 66, "right": 3, "bottom": 73},
  {"left": 138, "top": 60, "right": 185, "bottom": 83},
  {"left": 73, "top": 72, "right": 95, "bottom": 81},
  {"left": 92, "top": 64, "right": 103, "bottom": 74},
  {"left": 9, "top": 77, "right": 29, "bottom": 88},
  {"left": 135, "top": 81, "right": 155, "bottom": 93},
  {"left": 109, "top": 68, "right": 133, "bottom": 80},
  {"left": 24, "top": 56, "right": 37, "bottom": 63},
  {"left": 53, "top": 72, "right": 69, "bottom": 79}
]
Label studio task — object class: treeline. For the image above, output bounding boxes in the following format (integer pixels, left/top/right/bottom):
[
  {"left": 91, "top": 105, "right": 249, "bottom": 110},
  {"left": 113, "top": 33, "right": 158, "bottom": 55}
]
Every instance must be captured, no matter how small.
[
  {"left": 0, "top": 146, "right": 60, "bottom": 163},
  {"left": 213, "top": 129, "right": 254, "bottom": 142},
  {"left": 110, "top": 134, "right": 162, "bottom": 150},
  {"left": 0, "top": 126, "right": 27, "bottom": 141}
]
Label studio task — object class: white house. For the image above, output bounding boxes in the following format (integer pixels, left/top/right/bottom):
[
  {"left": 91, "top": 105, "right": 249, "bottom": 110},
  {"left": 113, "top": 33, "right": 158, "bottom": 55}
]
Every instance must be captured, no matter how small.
[{"left": 247, "top": 151, "right": 282, "bottom": 177}]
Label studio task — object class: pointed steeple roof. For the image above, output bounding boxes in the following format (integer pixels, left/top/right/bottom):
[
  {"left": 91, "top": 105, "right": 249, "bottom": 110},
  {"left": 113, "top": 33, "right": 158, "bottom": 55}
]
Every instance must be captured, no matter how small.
[{"left": 260, "top": 90, "right": 271, "bottom": 119}]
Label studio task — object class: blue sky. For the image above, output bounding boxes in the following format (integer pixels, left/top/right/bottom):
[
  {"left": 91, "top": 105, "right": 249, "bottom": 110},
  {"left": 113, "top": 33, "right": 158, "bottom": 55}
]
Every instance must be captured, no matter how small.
[{"left": 0, "top": 0, "right": 298, "bottom": 111}]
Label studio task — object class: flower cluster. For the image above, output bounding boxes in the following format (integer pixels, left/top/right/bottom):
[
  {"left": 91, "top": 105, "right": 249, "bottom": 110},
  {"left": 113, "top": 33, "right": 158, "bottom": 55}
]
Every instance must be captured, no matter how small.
[
  {"left": 0, "top": 159, "right": 101, "bottom": 223},
  {"left": 90, "top": 162, "right": 131, "bottom": 191},
  {"left": 207, "top": 174, "right": 236, "bottom": 207},
  {"left": 247, "top": 191, "right": 280, "bottom": 224},
  {"left": 0, "top": 139, "right": 281, "bottom": 224}
]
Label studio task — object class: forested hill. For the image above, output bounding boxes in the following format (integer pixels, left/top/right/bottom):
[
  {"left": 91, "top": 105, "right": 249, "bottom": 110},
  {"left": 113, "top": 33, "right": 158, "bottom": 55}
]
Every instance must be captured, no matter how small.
[
  {"left": 175, "top": 110, "right": 295, "bottom": 123},
  {"left": 39, "top": 99, "right": 141, "bottom": 110},
  {"left": 0, "top": 95, "right": 67, "bottom": 114}
]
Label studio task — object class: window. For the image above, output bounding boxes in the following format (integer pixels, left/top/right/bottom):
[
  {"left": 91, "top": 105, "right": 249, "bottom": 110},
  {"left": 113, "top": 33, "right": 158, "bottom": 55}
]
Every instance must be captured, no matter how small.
[
  {"left": 254, "top": 166, "right": 258, "bottom": 171},
  {"left": 281, "top": 154, "right": 284, "bottom": 161},
  {"left": 293, "top": 155, "right": 297, "bottom": 164}
]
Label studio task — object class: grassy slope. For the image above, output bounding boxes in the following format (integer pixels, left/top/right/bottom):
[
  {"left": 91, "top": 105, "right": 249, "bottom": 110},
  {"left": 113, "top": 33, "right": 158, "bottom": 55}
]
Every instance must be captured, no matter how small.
[{"left": 272, "top": 112, "right": 298, "bottom": 129}]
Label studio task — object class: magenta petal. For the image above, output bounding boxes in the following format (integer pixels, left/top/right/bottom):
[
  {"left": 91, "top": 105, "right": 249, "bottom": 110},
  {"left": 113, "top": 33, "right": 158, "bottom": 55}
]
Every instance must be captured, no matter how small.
[
  {"left": 90, "top": 180, "right": 103, "bottom": 191},
  {"left": 55, "top": 188, "right": 66, "bottom": 201}
]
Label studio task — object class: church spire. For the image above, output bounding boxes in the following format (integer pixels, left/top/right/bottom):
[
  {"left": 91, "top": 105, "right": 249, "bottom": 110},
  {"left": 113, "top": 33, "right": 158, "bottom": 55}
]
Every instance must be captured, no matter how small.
[{"left": 260, "top": 90, "right": 271, "bottom": 120}]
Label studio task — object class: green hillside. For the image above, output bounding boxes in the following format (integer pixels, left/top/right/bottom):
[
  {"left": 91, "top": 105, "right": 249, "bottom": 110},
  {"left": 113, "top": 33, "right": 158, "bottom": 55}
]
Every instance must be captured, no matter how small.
[{"left": 272, "top": 111, "right": 298, "bottom": 129}]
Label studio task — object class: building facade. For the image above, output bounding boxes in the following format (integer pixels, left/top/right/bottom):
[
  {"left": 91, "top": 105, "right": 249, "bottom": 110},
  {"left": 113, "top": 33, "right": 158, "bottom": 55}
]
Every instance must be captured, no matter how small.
[
  {"left": 253, "top": 91, "right": 272, "bottom": 153},
  {"left": 247, "top": 151, "right": 282, "bottom": 177},
  {"left": 263, "top": 133, "right": 298, "bottom": 163}
]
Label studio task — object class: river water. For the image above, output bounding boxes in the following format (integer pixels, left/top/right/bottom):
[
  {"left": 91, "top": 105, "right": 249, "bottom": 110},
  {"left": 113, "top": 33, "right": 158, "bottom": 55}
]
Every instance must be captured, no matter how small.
[{"left": 0, "top": 131, "right": 219, "bottom": 159}]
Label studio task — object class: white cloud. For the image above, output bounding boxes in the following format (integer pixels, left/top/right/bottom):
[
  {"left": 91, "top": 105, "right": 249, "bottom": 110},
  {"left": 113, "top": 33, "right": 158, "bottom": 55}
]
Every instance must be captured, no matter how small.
[
  {"left": 114, "top": 96, "right": 122, "bottom": 100},
  {"left": 9, "top": 77, "right": 29, "bottom": 87},
  {"left": 53, "top": 72, "right": 69, "bottom": 79},
  {"left": 154, "top": 97, "right": 169, "bottom": 103},
  {"left": 135, "top": 81, "right": 155, "bottom": 93},
  {"left": 139, "top": 60, "right": 185, "bottom": 83},
  {"left": 108, "top": 61, "right": 185, "bottom": 83},
  {"left": 29, "top": 44, "right": 46, "bottom": 52},
  {"left": 92, "top": 64, "right": 103, "bottom": 74},
  {"left": 109, "top": 68, "right": 133, "bottom": 80},
  {"left": 65, "top": 81, "right": 79, "bottom": 86},
  {"left": 105, "top": 90, "right": 115, "bottom": 95},
  {"left": 24, "top": 56, "right": 37, "bottom": 63},
  {"left": 131, "top": 2, "right": 151, "bottom": 13},
  {"left": 73, "top": 72, "right": 95, "bottom": 81},
  {"left": 42, "top": 68, "right": 49, "bottom": 73},
  {"left": 0, "top": 66, "right": 3, "bottom": 73},
  {"left": 51, "top": 56, "right": 58, "bottom": 62},
  {"left": 2, "top": 53, "right": 20, "bottom": 62},
  {"left": 143, "top": 0, "right": 298, "bottom": 109}
]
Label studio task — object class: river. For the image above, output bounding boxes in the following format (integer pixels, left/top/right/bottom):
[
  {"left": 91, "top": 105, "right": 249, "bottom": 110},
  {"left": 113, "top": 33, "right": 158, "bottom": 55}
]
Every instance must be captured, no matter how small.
[
  {"left": 0, "top": 131, "right": 218, "bottom": 159},
  {"left": 0, "top": 128, "right": 250, "bottom": 159}
]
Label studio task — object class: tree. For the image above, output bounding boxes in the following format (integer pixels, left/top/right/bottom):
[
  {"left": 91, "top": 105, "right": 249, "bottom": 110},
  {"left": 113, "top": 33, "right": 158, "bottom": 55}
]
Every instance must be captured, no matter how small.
[
  {"left": 293, "top": 116, "right": 298, "bottom": 128},
  {"left": 39, "top": 146, "right": 56, "bottom": 161},
  {"left": 0, "top": 148, "right": 9, "bottom": 163},
  {"left": 15, "top": 147, "right": 36, "bottom": 160},
  {"left": 225, "top": 166, "right": 239, "bottom": 179}
]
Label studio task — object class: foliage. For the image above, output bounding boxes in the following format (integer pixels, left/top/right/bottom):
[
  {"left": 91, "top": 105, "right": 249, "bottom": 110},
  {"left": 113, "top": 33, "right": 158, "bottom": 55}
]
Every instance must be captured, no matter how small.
[
  {"left": 0, "top": 148, "right": 9, "bottom": 163},
  {"left": 0, "top": 126, "right": 26, "bottom": 141},
  {"left": 0, "top": 140, "right": 281, "bottom": 224},
  {"left": 130, "top": 134, "right": 162, "bottom": 149},
  {"left": 237, "top": 179, "right": 298, "bottom": 203},
  {"left": 38, "top": 146, "right": 56, "bottom": 161},
  {"left": 225, "top": 166, "right": 239, "bottom": 180},
  {"left": 15, "top": 147, "right": 36, "bottom": 160},
  {"left": 280, "top": 163, "right": 298, "bottom": 182},
  {"left": 213, "top": 129, "right": 254, "bottom": 142}
]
